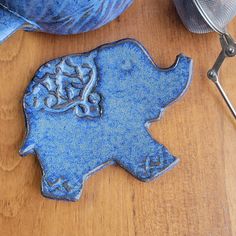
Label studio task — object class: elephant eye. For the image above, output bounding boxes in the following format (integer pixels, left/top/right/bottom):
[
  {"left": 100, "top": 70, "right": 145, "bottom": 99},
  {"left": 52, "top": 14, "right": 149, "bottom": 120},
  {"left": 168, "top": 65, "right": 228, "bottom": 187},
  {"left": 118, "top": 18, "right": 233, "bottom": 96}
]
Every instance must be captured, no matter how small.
[{"left": 121, "top": 59, "right": 133, "bottom": 71}]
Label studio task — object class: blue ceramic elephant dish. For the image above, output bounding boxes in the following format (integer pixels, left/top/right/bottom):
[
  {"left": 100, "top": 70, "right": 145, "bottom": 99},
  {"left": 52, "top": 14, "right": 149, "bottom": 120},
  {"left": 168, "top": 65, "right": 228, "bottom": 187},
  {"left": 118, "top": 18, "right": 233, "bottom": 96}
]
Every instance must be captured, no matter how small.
[
  {"left": 20, "top": 39, "right": 193, "bottom": 201},
  {"left": 0, "top": 0, "right": 133, "bottom": 43}
]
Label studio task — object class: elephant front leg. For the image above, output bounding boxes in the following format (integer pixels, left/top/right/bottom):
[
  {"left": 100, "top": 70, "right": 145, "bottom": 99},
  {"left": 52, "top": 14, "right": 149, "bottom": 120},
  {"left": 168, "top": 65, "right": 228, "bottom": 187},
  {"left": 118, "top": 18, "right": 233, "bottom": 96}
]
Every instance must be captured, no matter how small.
[{"left": 116, "top": 138, "right": 179, "bottom": 181}]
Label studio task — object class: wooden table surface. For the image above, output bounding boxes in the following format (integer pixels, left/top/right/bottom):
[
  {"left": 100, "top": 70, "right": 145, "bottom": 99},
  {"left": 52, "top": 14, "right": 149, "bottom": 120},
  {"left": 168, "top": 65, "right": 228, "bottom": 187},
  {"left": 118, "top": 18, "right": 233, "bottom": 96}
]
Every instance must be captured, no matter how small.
[{"left": 0, "top": 0, "right": 235, "bottom": 235}]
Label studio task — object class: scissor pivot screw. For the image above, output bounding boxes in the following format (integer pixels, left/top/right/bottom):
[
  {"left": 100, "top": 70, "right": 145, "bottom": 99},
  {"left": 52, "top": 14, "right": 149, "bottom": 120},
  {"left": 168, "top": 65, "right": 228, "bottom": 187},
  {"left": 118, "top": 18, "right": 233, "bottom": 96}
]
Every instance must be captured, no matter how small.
[
  {"left": 226, "top": 46, "right": 236, "bottom": 57},
  {"left": 207, "top": 69, "right": 218, "bottom": 82}
]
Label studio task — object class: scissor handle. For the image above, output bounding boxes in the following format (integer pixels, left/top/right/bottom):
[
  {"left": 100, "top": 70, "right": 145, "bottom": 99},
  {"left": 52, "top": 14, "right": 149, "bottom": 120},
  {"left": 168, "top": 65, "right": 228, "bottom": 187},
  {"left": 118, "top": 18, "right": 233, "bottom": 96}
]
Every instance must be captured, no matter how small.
[{"left": 207, "top": 33, "right": 236, "bottom": 119}]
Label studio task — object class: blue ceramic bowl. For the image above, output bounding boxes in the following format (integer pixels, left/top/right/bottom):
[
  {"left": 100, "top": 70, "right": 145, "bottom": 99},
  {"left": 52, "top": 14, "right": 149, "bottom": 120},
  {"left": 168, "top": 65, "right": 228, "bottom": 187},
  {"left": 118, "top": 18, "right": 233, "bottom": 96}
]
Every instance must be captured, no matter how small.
[{"left": 0, "top": 0, "right": 133, "bottom": 43}]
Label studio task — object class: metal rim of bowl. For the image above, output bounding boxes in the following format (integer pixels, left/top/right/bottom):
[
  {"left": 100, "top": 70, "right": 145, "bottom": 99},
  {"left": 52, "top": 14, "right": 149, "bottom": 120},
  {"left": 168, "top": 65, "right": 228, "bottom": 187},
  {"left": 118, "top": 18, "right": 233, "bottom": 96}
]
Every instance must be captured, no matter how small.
[{"left": 193, "top": 0, "right": 226, "bottom": 34}]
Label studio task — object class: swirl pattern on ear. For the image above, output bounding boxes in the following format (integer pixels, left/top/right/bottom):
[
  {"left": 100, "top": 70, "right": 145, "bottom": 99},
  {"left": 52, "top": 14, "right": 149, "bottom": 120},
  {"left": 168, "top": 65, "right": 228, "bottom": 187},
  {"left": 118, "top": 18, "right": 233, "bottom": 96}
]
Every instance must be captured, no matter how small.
[{"left": 24, "top": 54, "right": 102, "bottom": 119}]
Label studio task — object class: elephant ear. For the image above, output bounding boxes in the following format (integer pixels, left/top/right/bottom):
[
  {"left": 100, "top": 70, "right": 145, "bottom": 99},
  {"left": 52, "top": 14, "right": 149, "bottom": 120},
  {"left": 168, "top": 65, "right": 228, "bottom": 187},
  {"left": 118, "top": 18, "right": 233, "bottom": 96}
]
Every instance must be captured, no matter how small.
[
  {"left": 0, "top": 5, "right": 26, "bottom": 43},
  {"left": 24, "top": 52, "right": 103, "bottom": 119}
]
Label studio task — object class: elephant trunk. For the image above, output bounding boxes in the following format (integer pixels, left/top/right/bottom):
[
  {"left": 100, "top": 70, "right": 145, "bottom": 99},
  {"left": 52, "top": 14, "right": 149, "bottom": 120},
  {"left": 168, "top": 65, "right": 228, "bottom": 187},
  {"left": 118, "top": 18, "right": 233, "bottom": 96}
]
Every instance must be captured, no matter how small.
[{"left": 156, "top": 54, "right": 193, "bottom": 108}]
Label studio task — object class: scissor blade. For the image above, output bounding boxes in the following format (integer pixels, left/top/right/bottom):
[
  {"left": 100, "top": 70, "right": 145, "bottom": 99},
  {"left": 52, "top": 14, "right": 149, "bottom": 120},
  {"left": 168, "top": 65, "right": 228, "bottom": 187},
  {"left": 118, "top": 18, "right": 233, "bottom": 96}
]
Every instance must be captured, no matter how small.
[{"left": 215, "top": 80, "right": 236, "bottom": 119}]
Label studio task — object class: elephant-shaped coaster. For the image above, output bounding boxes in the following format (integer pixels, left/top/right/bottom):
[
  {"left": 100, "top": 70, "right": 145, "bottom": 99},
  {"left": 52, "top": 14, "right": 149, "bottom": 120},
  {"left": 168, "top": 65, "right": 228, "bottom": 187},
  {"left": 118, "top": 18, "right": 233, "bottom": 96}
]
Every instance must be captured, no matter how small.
[{"left": 20, "top": 39, "right": 193, "bottom": 201}]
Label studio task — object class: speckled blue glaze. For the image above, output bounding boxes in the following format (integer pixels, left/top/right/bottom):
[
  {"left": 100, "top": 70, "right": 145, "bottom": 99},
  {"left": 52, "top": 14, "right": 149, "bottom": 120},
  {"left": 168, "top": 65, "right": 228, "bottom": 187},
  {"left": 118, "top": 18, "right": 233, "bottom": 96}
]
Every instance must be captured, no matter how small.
[
  {"left": 20, "top": 39, "right": 193, "bottom": 201},
  {"left": 0, "top": 0, "right": 133, "bottom": 43}
]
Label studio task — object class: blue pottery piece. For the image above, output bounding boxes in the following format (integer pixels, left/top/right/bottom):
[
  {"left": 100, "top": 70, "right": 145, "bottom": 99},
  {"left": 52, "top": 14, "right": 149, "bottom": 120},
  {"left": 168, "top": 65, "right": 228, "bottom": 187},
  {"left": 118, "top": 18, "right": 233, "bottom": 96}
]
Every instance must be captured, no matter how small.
[
  {"left": 0, "top": 0, "right": 133, "bottom": 43},
  {"left": 20, "top": 39, "right": 193, "bottom": 201}
]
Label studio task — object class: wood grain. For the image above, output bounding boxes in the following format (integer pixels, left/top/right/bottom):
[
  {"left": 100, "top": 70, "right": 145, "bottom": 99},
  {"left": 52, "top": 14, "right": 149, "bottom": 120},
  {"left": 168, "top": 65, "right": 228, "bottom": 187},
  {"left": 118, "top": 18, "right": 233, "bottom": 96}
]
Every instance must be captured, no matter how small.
[{"left": 0, "top": 0, "right": 235, "bottom": 235}]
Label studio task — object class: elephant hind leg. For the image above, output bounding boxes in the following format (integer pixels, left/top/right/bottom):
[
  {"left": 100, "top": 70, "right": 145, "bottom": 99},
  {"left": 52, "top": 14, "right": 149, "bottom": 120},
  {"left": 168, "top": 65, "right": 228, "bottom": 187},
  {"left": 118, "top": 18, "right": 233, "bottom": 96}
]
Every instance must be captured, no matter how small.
[
  {"left": 116, "top": 143, "right": 179, "bottom": 182},
  {"left": 41, "top": 174, "right": 83, "bottom": 201}
]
